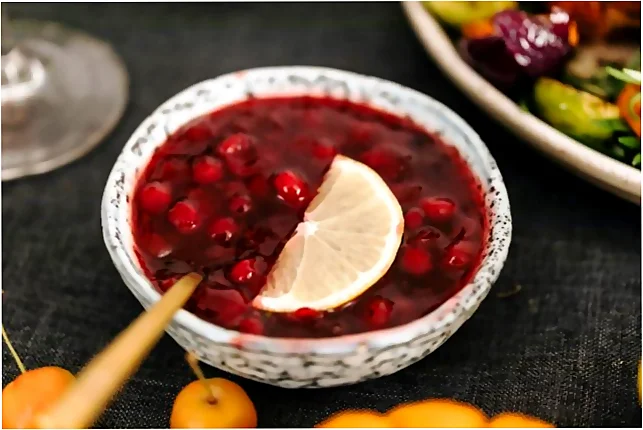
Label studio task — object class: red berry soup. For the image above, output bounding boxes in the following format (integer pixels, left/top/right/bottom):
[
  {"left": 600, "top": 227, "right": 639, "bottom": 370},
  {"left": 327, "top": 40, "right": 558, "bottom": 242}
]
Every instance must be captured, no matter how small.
[{"left": 131, "top": 96, "right": 487, "bottom": 338}]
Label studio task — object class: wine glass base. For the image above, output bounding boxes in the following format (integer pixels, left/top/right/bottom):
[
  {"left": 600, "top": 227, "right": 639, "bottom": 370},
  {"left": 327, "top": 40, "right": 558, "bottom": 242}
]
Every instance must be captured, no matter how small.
[{"left": 1, "top": 20, "right": 129, "bottom": 181}]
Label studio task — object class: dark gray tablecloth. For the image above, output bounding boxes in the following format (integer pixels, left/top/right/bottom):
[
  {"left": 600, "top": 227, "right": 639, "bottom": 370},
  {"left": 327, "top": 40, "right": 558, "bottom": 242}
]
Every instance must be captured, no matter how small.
[{"left": 3, "top": 3, "right": 641, "bottom": 428}]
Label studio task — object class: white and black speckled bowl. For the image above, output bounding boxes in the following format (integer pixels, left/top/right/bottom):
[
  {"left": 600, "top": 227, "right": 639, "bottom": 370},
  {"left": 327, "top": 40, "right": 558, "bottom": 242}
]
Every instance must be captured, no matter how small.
[{"left": 101, "top": 66, "right": 512, "bottom": 388}]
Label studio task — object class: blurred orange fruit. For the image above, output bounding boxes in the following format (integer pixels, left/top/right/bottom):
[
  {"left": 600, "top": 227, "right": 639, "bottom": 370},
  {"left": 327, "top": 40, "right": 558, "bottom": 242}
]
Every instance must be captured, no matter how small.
[
  {"left": 489, "top": 412, "right": 554, "bottom": 427},
  {"left": 316, "top": 410, "right": 392, "bottom": 428},
  {"left": 386, "top": 398, "right": 488, "bottom": 428},
  {"left": 2, "top": 366, "right": 75, "bottom": 429}
]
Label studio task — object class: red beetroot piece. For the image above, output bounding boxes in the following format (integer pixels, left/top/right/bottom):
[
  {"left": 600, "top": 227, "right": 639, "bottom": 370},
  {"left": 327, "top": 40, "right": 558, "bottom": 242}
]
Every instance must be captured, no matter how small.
[
  {"left": 364, "top": 296, "right": 394, "bottom": 328},
  {"left": 421, "top": 197, "right": 456, "bottom": 223},
  {"left": 274, "top": 171, "right": 310, "bottom": 206},
  {"left": 404, "top": 208, "right": 425, "bottom": 229},
  {"left": 168, "top": 200, "right": 200, "bottom": 234},
  {"left": 192, "top": 156, "right": 224, "bottom": 184},
  {"left": 400, "top": 246, "right": 433, "bottom": 276},
  {"left": 238, "top": 317, "right": 264, "bottom": 335},
  {"left": 139, "top": 182, "right": 172, "bottom": 214},
  {"left": 207, "top": 217, "right": 239, "bottom": 243}
]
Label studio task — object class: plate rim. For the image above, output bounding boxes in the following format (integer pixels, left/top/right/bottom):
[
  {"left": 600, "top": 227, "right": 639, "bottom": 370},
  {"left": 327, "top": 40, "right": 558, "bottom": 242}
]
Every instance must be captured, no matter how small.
[{"left": 402, "top": 1, "right": 641, "bottom": 205}]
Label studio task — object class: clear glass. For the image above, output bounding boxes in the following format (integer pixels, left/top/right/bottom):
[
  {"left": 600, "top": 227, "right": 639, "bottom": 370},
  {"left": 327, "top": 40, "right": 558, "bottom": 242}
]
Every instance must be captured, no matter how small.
[{"left": 1, "top": 9, "right": 129, "bottom": 181}]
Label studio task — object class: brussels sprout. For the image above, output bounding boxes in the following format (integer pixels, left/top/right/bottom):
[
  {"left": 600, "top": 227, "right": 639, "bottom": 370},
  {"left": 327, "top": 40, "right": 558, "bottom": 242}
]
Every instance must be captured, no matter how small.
[
  {"left": 423, "top": 1, "right": 517, "bottom": 27},
  {"left": 534, "top": 78, "right": 622, "bottom": 146}
]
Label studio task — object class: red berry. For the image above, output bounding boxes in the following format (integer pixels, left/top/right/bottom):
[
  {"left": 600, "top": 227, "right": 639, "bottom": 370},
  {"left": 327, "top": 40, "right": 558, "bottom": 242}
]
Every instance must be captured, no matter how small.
[
  {"left": 156, "top": 274, "right": 181, "bottom": 292},
  {"left": 229, "top": 259, "right": 257, "bottom": 284},
  {"left": 238, "top": 317, "right": 264, "bottom": 335},
  {"left": 364, "top": 296, "right": 394, "bottom": 328},
  {"left": 408, "top": 226, "right": 442, "bottom": 248},
  {"left": 274, "top": 171, "right": 310, "bottom": 206},
  {"left": 158, "top": 158, "right": 191, "bottom": 181},
  {"left": 182, "top": 123, "right": 212, "bottom": 142},
  {"left": 139, "top": 182, "right": 172, "bottom": 214},
  {"left": 421, "top": 197, "right": 456, "bottom": 223},
  {"left": 207, "top": 217, "right": 239, "bottom": 243},
  {"left": 390, "top": 183, "right": 423, "bottom": 205},
  {"left": 404, "top": 208, "right": 424, "bottom": 229},
  {"left": 400, "top": 246, "right": 432, "bottom": 276},
  {"left": 195, "top": 288, "right": 247, "bottom": 326},
  {"left": 289, "top": 307, "right": 322, "bottom": 322},
  {"left": 218, "top": 133, "right": 254, "bottom": 157},
  {"left": 311, "top": 138, "right": 338, "bottom": 160},
  {"left": 348, "top": 122, "right": 377, "bottom": 146},
  {"left": 168, "top": 200, "right": 200, "bottom": 234},
  {"left": 192, "top": 156, "right": 224, "bottom": 184},
  {"left": 229, "top": 194, "right": 253, "bottom": 215},
  {"left": 442, "top": 246, "right": 472, "bottom": 272}
]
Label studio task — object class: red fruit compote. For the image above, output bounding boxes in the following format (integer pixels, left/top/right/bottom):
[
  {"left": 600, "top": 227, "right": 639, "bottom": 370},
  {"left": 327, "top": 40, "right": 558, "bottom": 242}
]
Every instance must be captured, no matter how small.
[{"left": 131, "top": 96, "right": 488, "bottom": 338}]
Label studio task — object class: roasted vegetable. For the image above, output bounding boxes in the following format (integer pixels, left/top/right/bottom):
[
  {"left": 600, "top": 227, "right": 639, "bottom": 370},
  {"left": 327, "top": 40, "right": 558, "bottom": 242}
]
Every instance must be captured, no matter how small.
[
  {"left": 423, "top": 1, "right": 517, "bottom": 27},
  {"left": 534, "top": 78, "right": 622, "bottom": 145},
  {"left": 616, "top": 83, "right": 641, "bottom": 137},
  {"left": 460, "top": 9, "right": 577, "bottom": 88},
  {"left": 548, "top": 1, "right": 641, "bottom": 40}
]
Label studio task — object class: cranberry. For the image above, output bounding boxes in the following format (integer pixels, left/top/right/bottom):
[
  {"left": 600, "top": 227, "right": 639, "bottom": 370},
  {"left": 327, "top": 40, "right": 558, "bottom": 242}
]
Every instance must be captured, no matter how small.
[
  {"left": 400, "top": 246, "right": 432, "bottom": 276},
  {"left": 274, "top": 171, "right": 310, "bottom": 206},
  {"left": 348, "top": 122, "right": 377, "bottom": 146},
  {"left": 228, "top": 259, "right": 258, "bottom": 284},
  {"left": 229, "top": 194, "right": 253, "bottom": 215},
  {"left": 218, "top": 133, "right": 254, "bottom": 158},
  {"left": 195, "top": 288, "right": 247, "bottom": 326},
  {"left": 421, "top": 197, "right": 456, "bottom": 223},
  {"left": 408, "top": 226, "right": 442, "bottom": 248},
  {"left": 289, "top": 307, "right": 322, "bottom": 322},
  {"left": 364, "top": 296, "right": 394, "bottom": 328},
  {"left": 186, "top": 188, "right": 217, "bottom": 217},
  {"left": 192, "top": 156, "right": 224, "bottom": 184},
  {"left": 143, "top": 233, "right": 172, "bottom": 258},
  {"left": 139, "top": 182, "right": 172, "bottom": 214},
  {"left": 168, "top": 200, "right": 200, "bottom": 234},
  {"left": 182, "top": 123, "right": 212, "bottom": 142},
  {"left": 442, "top": 246, "right": 472, "bottom": 272},
  {"left": 311, "top": 138, "right": 338, "bottom": 160},
  {"left": 207, "top": 217, "right": 239, "bottom": 243},
  {"left": 404, "top": 208, "right": 424, "bottom": 230},
  {"left": 238, "top": 317, "right": 264, "bottom": 335},
  {"left": 157, "top": 157, "right": 191, "bottom": 181}
]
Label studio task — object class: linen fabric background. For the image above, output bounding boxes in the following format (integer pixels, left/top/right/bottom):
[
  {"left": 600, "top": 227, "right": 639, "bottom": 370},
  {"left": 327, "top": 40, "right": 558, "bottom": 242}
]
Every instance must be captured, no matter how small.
[{"left": 2, "top": 3, "right": 641, "bottom": 428}]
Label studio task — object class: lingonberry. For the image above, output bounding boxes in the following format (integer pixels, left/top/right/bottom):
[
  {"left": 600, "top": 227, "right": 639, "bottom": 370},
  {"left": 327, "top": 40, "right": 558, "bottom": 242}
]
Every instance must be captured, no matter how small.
[
  {"left": 139, "top": 182, "right": 172, "bottom": 214},
  {"left": 404, "top": 208, "right": 425, "bottom": 229},
  {"left": 218, "top": 133, "right": 255, "bottom": 158},
  {"left": 442, "top": 246, "right": 472, "bottom": 272},
  {"left": 274, "top": 171, "right": 310, "bottom": 206},
  {"left": 229, "top": 194, "right": 253, "bottom": 215},
  {"left": 421, "top": 197, "right": 456, "bottom": 223},
  {"left": 364, "top": 296, "right": 394, "bottom": 328},
  {"left": 143, "top": 233, "right": 173, "bottom": 258},
  {"left": 192, "top": 156, "right": 224, "bottom": 184},
  {"left": 288, "top": 307, "right": 323, "bottom": 322},
  {"left": 168, "top": 200, "right": 200, "bottom": 234},
  {"left": 207, "top": 217, "right": 239, "bottom": 243},
  {"left": 311, "top": 138, "right": 338, "bottom": 160},
  {"left": 360, "top": 148, "right": 406, "bottom": 180},
  {"left": 228, "top": 259, "right": 258, "bottom": 284},
  {"left": 400, "top": 246, "right": 433, "bottom": 276}
]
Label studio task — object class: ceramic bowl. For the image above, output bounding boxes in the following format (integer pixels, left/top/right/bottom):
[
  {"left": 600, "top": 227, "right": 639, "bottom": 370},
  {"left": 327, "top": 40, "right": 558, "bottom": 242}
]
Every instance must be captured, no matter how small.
[{"left": 101, "top": 66, "right": 512, "bottom": 388}]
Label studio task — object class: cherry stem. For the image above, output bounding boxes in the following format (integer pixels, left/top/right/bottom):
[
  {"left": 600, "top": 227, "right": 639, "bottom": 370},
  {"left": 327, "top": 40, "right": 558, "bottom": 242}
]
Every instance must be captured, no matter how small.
[
  {"left": 185, "top": 352, "right": 217, "bottom": 405},
  {"left": 2, "top": 325, "right": 26, "bottom": 374}
]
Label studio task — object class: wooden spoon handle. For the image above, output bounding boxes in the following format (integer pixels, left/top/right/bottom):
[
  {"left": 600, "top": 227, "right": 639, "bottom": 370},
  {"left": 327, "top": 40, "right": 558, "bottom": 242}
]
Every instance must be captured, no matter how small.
[{"left": 37, "top": 272, "right": 202, "bottom": 429}]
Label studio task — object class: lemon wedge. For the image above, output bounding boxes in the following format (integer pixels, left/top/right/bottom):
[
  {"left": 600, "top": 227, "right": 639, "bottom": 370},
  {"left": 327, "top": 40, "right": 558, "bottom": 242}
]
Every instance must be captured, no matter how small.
[{"left": 253, "top": 155, "right": 404, "bottom": 313}]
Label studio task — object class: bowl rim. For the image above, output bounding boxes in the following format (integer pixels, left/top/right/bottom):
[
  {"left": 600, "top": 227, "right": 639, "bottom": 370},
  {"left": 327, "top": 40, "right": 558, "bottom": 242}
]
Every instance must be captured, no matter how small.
[
  {"left": 101, "top": 65, "right": 512, "bottom": 355},
  {"left": 402, "top": 1, "right": 641, "bottom": 205}
]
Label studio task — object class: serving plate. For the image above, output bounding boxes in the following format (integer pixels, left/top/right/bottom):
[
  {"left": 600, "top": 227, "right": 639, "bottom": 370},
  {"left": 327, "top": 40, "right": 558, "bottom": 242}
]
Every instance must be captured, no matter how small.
[{"left": 402, "top": 1, "right": 641, "bottom": 205}]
